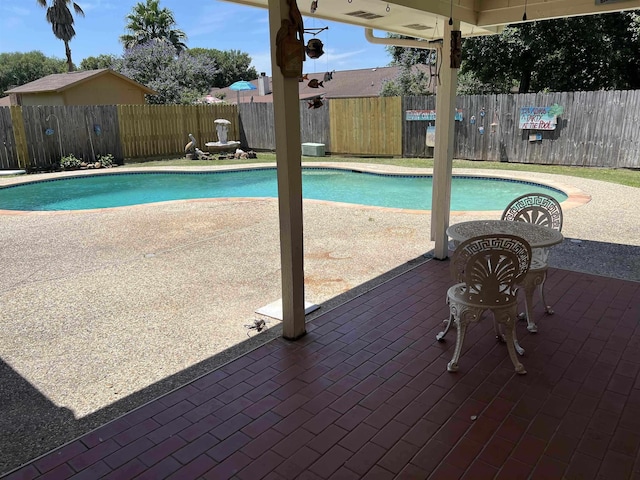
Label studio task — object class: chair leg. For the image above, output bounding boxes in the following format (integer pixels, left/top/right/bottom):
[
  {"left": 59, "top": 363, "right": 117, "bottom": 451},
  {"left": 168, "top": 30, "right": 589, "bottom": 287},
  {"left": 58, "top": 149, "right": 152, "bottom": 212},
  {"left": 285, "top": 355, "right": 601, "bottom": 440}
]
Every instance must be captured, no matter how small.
[
  {"left": 436, "top": 313, "right": 454, "bottom": 342},
  {"left": 537, "top": 271, "right": 554, "bottom": 315},
  {"left": 447, "top": 313, "right": 469, "bottom": 372},
  {"left": 519, "top": 270, "right": 546, "bottom": 333},
  {"left": 501, "top": 315, "right": 526, "bottom": 374},
  {"left": 512, "top": 326, "right": 525, "bottom": 356},
  {"left": 493, "top": 314, "right": 523, "bottom": 355}
]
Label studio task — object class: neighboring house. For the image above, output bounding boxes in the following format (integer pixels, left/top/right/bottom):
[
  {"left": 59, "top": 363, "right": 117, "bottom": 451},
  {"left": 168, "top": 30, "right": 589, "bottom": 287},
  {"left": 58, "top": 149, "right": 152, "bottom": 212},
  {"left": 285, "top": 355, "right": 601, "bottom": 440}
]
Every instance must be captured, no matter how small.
[
  {"left": 208, "top": 65, "right": 435, "bottom": 104},
  {"left": 3, "top": 69, "right": 157, "bottom": 107}
]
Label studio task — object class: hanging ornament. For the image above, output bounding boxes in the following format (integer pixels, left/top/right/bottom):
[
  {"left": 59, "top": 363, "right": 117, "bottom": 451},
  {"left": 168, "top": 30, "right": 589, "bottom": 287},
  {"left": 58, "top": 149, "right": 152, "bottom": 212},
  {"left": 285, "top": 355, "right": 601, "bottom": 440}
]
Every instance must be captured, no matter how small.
[
  {"left": 386, "top": 4, "right": 390, "bottom": 12},
  {"left": 448, "top": 0, "right": 453, "bottom": 25},
  {"left": 310, "top": 0, "right": 318, "bottom": 14},
  {"left": 307, "top": 97, "right": 324, "bottom": 109},
  {"left": 305, "top": 38, "right": 324, "bottom": 59},
  {"left": 522, "top": 0, "right": 528, "bottom": 21}
]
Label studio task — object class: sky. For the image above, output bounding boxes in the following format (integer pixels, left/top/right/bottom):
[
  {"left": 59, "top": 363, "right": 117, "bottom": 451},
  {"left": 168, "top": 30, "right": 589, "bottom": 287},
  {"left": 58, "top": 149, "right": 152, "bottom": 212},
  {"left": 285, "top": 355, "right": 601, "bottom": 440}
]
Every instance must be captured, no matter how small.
[{"left": 0, "top": 0, "right": 394, "bottom": 76}]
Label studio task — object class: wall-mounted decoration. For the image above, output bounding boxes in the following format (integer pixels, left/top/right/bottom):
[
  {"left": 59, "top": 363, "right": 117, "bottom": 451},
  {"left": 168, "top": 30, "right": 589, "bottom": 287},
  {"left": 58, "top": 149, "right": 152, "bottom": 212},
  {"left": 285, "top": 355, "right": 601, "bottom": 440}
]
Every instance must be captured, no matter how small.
[
  {"left": 94, "top": 125, "right": 102, "bottom": 136},
  {"left": 406, "top": 109, "right": 463, "bottom": 121},
  {"left": 478, "top": 125, "right": 485, "bottom": 135},
  {"left": 519, "top": 103, "right": 564, "bottom": 130},
  {"left": 426, "top": 125, "right": 436, "bottom": 147},
  {"left": 470, "top": 115, "right": 476, "bottom": 125},
  {"left": 275, "top": 0, "right": 305, "bottom": 78},
  {"left": 529, "top": 133, "right": 543, "bottom": 142},
  {"left": 45, "top": 128, "right": 54, "bottom": 136}
]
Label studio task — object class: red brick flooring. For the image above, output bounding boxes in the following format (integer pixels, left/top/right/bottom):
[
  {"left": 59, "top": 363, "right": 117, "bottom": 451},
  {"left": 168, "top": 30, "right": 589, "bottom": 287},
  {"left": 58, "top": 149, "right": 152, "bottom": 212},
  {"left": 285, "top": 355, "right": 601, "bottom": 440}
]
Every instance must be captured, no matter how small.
[{"left": 4, "top": 260, "right": 640, "bottom": 480}]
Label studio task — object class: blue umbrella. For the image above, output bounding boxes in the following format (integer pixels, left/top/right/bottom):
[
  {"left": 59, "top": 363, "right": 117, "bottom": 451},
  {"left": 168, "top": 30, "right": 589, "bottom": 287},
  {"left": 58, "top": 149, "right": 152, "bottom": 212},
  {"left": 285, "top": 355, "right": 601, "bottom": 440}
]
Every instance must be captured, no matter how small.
[{"left": 229, "top": 80, "right": 257, "bottom": 104}]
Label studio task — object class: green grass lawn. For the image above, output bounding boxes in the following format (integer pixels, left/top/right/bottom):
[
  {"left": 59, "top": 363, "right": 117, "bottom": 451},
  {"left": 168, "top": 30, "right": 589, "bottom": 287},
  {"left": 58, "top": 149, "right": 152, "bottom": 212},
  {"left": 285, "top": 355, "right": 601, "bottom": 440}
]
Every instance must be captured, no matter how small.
[{"left": 124, "top": 153, "right": 640, "bottom": 188}]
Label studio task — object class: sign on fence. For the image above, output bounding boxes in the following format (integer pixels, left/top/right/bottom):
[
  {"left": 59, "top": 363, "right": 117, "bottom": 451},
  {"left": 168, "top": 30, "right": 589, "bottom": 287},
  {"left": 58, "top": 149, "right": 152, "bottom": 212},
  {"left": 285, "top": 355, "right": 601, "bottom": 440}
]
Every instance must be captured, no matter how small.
[
  {"left": 406, "top": 109, "right": 464, "bottom": 121},
  {"left": 518, "top": 104, "right": 564, "bottom": 130},
  {"left": 426, "top": 125, "right": 436, "bottom": 147}
]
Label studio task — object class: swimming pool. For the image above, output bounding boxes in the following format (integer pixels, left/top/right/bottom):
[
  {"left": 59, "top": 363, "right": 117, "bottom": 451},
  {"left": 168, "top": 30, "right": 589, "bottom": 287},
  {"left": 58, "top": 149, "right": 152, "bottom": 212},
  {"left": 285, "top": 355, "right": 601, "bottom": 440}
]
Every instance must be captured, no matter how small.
[{"left": 0, "top": 168, "right": 568, "bottom": 212}]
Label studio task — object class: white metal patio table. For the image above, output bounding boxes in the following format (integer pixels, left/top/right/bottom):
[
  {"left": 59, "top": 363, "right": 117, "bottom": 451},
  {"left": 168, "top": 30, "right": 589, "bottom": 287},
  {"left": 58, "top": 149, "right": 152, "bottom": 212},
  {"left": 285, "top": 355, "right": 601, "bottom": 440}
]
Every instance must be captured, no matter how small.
[{"left": 446, "top": 220, "right": 564, "bottom": 333}]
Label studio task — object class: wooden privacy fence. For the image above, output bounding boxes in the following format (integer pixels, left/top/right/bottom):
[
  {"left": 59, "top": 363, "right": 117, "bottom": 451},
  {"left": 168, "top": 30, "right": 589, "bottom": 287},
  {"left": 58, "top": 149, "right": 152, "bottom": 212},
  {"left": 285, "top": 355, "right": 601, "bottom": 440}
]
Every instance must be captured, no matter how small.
[
  {"left": 20, "top": 105, "right": 123, "bottom": 169},
  {"left": 238, "top": 97, "right": 403, "bottom": 156},
  {"left": 118, "top": 104, "right": 238, "bottom": 159},
  {"left": 0, "top": 104, "right": 239, "bottom": 170},
  {"left": 3, "top": 90, "right": 640, "bottom": 169},
  {"left": 330, "top": 97, "right": 402, "bottom": 156},
  {"left": 0, "top": 107, "right": 26, "bottom": 169},
  {"left": 238, "top": 100, "right": 331, "bottom": 151},
  {"left": 450, "top": 90, "right": 640, "bottom": 168}
]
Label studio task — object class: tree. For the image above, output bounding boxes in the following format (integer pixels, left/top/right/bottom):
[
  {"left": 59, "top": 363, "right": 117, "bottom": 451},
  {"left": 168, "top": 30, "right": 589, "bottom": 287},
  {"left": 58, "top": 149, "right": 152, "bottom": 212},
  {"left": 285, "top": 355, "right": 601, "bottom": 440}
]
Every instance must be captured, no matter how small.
[
  {"left": 381, "top": 39, "right": 437, "bottom": 96},
  {"left": 36, "top": 0, "right": 85, "bottom": 72},
  {"left": 385, "top": 34, "right": 436, "bottom": 66},
  {"left": 381, "top": 50, "right": 434, "bottom": 97},
  {"left": 189, "top": 48, "right": 258, "bottom": 88},
  {"left": 120, "top": 0, "right": 187, "bottom": 53},
  {"left": 79, "top": 54, "right": 118, "bottom": 71},
  {"left": 0, "top": 51, "right": 66, "bottom": 96},
  {"left": 460, "top": 12, "right": 640, "bottom": 94},
  {"left": 113, "top": 41, "right": 217, "bottom": 104}
]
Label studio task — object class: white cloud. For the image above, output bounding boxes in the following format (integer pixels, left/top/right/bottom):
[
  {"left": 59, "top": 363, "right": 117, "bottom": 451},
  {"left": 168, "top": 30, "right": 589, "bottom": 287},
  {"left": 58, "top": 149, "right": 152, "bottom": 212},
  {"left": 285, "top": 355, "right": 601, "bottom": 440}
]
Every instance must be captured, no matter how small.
[
  {"left": 325, "top": 48, "right": 367, "bottom": 62},
  {"left": 80, "top": 1, "right": 118, "bottom": 12}
]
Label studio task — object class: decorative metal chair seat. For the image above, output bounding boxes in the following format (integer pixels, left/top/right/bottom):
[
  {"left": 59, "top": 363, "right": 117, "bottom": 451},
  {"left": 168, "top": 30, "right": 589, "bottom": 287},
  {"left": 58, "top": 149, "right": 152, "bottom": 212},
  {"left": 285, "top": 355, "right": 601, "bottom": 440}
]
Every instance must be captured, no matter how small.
[
  {"left": 501, "top": 193, "right": 563, "bottom": 333},
  {"left": 437, "top": 234, "right": 532, "bottom": 374}
]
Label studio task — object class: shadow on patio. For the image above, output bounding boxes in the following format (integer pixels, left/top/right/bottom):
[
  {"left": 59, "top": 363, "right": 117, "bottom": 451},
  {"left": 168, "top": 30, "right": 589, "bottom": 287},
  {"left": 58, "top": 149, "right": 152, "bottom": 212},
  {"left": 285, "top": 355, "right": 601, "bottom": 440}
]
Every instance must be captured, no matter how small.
[{"left": 3, "top": 250, "right": 640, "bottom": 479}]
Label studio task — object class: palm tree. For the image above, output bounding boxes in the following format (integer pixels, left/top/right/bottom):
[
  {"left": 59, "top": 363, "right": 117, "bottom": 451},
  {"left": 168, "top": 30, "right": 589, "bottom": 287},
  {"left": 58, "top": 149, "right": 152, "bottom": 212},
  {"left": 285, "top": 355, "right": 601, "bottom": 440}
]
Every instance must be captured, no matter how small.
[
  {"left": 120, "top": 0, "right": 188, "bottom": 53},
  {"left": 37, "top": 0, "right": 85, "bottom": 72}
]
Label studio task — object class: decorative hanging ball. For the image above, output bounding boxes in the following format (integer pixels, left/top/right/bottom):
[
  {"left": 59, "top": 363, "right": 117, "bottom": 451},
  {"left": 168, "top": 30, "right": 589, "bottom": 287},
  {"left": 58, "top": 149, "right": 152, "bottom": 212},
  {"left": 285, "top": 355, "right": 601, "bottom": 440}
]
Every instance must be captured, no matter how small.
[{"left": 306, "top": 38, "right": 324, "bottom": 59}]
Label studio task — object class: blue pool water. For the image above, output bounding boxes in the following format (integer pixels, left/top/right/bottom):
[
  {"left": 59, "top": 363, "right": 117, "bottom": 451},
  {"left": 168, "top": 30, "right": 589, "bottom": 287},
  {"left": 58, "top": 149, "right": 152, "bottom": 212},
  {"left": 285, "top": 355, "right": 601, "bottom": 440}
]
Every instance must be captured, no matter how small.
[{"left": 0, "top": 168, "right": 567, "bottom": 212}]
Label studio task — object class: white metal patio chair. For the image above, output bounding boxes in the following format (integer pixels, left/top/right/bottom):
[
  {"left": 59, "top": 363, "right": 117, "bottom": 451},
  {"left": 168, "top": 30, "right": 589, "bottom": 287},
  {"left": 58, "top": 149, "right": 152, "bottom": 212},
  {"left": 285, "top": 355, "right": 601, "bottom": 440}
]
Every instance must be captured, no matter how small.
[
  {"left": 501, "top": 193, "right": 564, "bottom": 332},
  {"left": 436, "top": 234, "right": 532, "bottom": 374}
]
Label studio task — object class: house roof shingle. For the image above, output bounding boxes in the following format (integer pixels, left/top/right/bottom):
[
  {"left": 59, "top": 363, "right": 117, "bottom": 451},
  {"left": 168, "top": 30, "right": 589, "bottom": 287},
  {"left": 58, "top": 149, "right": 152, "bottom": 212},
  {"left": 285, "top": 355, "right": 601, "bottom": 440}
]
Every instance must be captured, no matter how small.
[
  {"left": 209, "top": 64, "right": 435, "bottom": 104},
  {"left": 5, "top": 69, "right": 157, "bottom": 95}
]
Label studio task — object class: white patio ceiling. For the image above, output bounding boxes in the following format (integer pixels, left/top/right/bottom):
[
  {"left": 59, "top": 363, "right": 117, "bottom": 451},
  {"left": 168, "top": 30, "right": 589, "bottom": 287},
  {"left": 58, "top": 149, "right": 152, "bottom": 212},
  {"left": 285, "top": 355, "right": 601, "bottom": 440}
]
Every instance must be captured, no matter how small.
[{"left": 224, "top": 0, "right": 640, "bottom": 40}]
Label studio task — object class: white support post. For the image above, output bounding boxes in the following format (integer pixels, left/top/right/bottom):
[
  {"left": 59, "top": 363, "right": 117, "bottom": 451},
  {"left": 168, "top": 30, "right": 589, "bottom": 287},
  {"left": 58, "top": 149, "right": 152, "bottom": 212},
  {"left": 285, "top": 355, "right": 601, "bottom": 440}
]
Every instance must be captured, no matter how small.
[
  {"left": 268, "top": 0, "right": 306, "bottom": 339},
  {"left": 431, "top": 19, "right": 459, "bottom": 260}
]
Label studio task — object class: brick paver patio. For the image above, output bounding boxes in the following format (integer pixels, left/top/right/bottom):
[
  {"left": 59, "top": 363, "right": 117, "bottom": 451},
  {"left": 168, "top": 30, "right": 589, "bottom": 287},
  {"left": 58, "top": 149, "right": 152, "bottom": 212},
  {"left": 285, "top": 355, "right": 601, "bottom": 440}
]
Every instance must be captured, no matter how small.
[{"left": 4, "top": 259, "right": 640, "bottom": 479}]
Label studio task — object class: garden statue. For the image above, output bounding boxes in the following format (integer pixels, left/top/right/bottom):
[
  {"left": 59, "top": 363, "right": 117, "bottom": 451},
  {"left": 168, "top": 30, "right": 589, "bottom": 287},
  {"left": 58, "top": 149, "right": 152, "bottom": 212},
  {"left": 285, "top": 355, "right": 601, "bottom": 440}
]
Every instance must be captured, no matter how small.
[{"left": 205, "top": 118, "right": 241, "bottom": 152}]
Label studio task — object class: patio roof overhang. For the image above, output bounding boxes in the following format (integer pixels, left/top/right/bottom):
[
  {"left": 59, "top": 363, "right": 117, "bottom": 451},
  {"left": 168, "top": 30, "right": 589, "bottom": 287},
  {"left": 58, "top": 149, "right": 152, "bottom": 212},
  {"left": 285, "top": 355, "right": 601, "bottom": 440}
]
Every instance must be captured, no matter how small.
[
  {"left": 225, "top": 0, "right": 640, "bottom": 40},
  {"left": 220, "top": 0, "right": 640, "bottom": 341}
]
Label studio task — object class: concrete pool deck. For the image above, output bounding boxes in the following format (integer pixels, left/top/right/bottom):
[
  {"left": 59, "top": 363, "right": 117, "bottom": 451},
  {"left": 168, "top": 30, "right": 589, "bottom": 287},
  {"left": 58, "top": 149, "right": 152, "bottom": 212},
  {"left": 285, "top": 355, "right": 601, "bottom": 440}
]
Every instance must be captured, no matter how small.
[{"left": 0, "top": 163, "right": 638, "bottom": 475}]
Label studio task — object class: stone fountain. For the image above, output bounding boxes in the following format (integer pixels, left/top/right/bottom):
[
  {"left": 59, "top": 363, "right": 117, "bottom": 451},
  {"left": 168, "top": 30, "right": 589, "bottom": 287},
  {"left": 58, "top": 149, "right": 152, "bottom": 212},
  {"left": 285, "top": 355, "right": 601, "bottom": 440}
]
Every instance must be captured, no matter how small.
[{"left": 205, "top": 119, "right": 241, "bottom": 152}]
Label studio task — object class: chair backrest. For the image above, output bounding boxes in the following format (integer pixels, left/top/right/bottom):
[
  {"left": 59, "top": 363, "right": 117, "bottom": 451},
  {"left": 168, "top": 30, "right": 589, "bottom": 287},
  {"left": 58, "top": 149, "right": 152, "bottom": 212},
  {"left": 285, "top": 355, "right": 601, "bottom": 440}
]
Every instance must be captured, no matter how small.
[
  {"left": 450, "top": 234, "right": 532, "bottom": 305},
  {"left": 501, "top": 193, "right": 563, "bottom": 232}
]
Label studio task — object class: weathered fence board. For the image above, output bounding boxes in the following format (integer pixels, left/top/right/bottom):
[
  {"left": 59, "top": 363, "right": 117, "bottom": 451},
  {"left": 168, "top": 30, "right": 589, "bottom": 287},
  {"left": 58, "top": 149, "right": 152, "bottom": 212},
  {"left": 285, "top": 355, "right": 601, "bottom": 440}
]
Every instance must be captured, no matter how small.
[
  {"left": 0, "top": 108, "right": 19, "bottom": 169},
  {"left": 452, "top": 91, "right": 640, "bottom": 168},
  {"left": 238, "top": 103, "right": 275, "bottom": 151},
  {"left": 330, "top": 97, "right": 402, "bottom": 156},
  {"left": 117, "top": 104, "right": 238, "bottom": 159},
  {"left": 300, "top": 100, "right": 331, "bottom": 152},
  {"left": 403, "top": 96, "right": 437, "bottom": 158},
  {"left": 19, "top": 105, "right": 122, "bottom": 169},
  {"left": 238, "top": 101, "right": 331, "bottom": 153}
]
